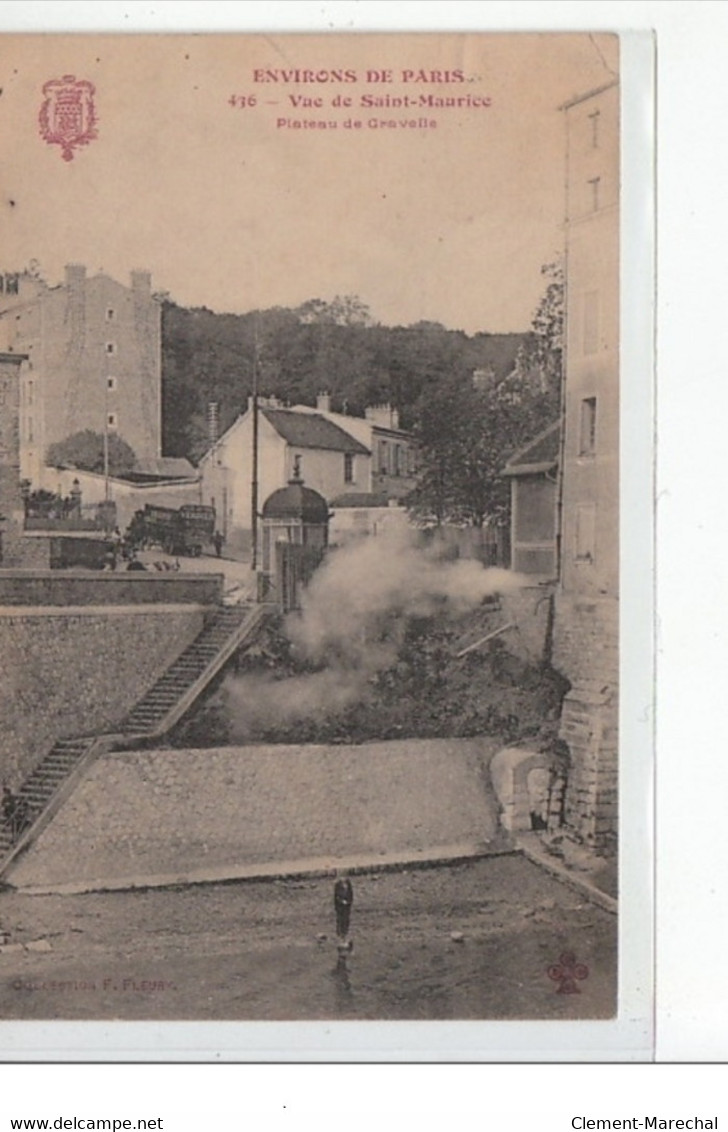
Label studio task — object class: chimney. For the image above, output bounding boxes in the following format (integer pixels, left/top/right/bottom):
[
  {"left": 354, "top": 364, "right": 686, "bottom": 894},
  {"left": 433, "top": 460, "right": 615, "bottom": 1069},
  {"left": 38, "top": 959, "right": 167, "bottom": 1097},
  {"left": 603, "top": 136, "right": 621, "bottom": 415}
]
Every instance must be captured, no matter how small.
[
  {"left": 365, "top": 403, "right": 398, "bottom": 429},
  {"left": 64, "top": 264, "right": 86, "bottom": 331},
  {"left": 130, "top": 269, "right": 152, "bottom": 295},
  {"left": 316, "top": 391, "right": 331, "bottom": 413},
  {"left": 64, "top": 263, "right": 86, "bottom": 289}
]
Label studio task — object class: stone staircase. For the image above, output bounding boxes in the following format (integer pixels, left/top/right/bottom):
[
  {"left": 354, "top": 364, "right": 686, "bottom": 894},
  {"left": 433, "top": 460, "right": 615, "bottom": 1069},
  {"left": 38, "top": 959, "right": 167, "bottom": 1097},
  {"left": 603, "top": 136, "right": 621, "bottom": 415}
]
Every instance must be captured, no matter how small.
[
  {"left": 0, "top": 737, "right": 101, "bottom": 862},
  {"left": 121, "top": 602, "right": 267, "bottom": 738},
  {"left": 0, "top": 600, "right": 270, "bottom": 877}
]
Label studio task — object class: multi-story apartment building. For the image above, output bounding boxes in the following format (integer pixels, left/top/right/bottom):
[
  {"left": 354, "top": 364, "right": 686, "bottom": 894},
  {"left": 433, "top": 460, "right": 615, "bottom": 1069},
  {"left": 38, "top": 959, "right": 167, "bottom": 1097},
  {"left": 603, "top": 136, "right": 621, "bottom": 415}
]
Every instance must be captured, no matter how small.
[
  {"left": 553, "top": 80, "right": 620, "bottom": 852},
  {"left": 0, "top": 265, "right": 161, "bottom": 486}
]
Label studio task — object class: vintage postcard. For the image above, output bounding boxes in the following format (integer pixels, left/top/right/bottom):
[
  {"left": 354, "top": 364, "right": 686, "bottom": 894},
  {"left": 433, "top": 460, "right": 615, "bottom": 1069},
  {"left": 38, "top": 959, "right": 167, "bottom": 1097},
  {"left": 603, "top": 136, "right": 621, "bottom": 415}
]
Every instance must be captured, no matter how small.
[{"left": 0, "top": 29, "right": 653, "bottom": 1058}]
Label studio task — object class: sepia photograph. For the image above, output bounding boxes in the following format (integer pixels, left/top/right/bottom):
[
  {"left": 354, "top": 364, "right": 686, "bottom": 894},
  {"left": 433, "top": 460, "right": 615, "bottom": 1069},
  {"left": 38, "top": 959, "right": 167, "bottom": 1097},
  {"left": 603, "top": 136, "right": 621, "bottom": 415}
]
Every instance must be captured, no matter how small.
[{"left": 0, "top": 28, "right": 636, "bottom": 1044}]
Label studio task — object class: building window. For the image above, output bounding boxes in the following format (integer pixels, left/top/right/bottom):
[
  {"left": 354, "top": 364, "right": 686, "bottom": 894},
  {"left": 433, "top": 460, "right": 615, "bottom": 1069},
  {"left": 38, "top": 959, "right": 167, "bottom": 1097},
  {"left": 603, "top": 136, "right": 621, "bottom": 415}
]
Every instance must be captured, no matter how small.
[
  {"left": 579, "top": 397, "right": 597, "bottom": 456},
  {"left": 574, "top": 503, "right": 596, "bottom": 563},
  {"left": 107, "top": 412, "right": 118, "bottom": 430},
  {"left": 0, "top": 276, "right": 4, "bottom": 294},
  {"left": 583, "top": 291, "right": 599, "bottom": 355},
  {"left": 27, "top": 380, "right": 34, "bottom": 406},
  {"left": 587, "top": 176, "right": 601, "bottom": 212},
  {"left": 588, "top": 109, "right": 600, "bottom": 148},
  {"left": 27, "top": 418, "right": 34, "bottom": 443},
  {"left": 393, "top": 445, "right": 402, "bottom": 476},
  {"left": 378, "top": 440, "right": 388, "bottom": 475},
  {"left": 344, "top": 453, "right": 354, "bottom": 483},
  {"left": 105, "top": 342, "right": 116, "bottom": 355},
  {"left": 5, "top": 274, "right": 19, "bottom": 295},
  {"left": 106, "top": 308, "right": 115, "bottom": 321},
  {"left": 107, "top": 376, "right": 117, "bottom": 391}
]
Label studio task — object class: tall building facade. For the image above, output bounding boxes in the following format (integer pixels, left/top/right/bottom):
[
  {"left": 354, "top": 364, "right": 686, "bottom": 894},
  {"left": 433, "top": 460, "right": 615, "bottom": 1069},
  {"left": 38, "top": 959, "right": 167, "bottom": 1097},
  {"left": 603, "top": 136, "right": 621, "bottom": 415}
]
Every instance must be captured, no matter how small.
[
  {"left": 0, "top": 265, "right": 161, "bottom": 486},
  {"left": 553, "top": 80, "right": 620, "bottom": 852}
]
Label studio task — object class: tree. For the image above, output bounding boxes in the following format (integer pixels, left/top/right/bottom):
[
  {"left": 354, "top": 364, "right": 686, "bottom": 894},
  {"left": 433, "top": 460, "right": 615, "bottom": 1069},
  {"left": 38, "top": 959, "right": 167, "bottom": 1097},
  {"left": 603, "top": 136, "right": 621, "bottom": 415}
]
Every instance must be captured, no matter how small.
[
  {"left": 46, "top": 430, "right": 138, "bottom": 475},
  {"left": 296, "top": 295, "right": 373, "bottom": 327},
  {"left": 514, "top": 260, "right": 564, "bottom": 395},
  {"left": 159, "top": 294, "right": 530, "bottom": 461},
  {"left": 406, "top": 264, "right": 563, "bottom": 528}
]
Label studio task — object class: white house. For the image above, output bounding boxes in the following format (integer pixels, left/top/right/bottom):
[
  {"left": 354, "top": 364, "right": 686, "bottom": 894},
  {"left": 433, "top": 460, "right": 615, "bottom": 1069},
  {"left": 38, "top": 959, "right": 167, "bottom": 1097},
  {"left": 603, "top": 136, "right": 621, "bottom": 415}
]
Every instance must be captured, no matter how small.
[
  {"left": 293, "top": 394, "right": 418, "bottom": 502},
  {"left": 198, "top": 398, "right": 371, "bottom": 550}
]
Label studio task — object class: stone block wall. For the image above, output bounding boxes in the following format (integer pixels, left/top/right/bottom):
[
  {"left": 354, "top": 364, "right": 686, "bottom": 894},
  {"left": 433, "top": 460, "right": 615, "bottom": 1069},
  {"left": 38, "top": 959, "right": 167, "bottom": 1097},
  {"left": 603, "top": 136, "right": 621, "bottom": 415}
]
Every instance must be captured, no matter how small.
[
  {"left": 1, "top": 533, "right": 51, "bottom": 570},
  {"left": 0, "top": 570, "right": 223, "bottom": 607},
  {"left": 0, "top": 606, "right": 206, "bottom": 784},
  {"left": 498, "top": 584, "right": 554, "bottom": 666},
  {"left": 552, "top": 593, "right": 619, "bottom": 852},
  {"left": 8, "top": 738, "right": 502, "bottom": 890}
]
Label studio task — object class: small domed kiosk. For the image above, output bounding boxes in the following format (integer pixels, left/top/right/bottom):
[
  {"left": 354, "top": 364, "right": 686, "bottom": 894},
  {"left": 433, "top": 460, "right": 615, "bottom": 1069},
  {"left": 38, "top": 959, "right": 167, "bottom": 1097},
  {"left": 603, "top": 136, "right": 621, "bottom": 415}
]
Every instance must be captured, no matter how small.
[{"left": 260, "top": 458, "right": 330, "bottom": 609}]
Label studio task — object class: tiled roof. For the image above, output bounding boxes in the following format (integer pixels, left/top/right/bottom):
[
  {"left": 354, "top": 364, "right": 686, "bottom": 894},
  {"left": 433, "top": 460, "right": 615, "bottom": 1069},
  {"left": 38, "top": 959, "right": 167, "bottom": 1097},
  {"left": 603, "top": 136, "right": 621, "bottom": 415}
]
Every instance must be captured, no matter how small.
[
  {"left": 503, "top": 420, "right": 561, "bottom": 476},
  {"left": 135, "top": 456, "right": 197, "bottom": 478},
  {"left": 262, "top": 409, "right": 370, "bottom": 455}
]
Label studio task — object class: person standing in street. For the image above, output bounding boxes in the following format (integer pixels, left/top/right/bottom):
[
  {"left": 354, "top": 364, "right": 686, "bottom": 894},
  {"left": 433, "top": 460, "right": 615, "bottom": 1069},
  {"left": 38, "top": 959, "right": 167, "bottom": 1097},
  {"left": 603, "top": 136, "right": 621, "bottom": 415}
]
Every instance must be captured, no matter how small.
[{"left": 334, "top": 873, "right": 354, "bottom": 949}]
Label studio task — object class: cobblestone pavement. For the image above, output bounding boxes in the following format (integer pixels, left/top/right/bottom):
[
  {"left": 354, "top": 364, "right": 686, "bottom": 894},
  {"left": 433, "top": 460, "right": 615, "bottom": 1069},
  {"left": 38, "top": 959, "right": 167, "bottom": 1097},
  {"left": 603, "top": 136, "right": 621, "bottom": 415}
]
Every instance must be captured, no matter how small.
[
  {"left": 0, "top": 855, "right": 616, "bottom": 1021},
  {"left": 10, "top": 739, "right": 501, "bottom": 891}
]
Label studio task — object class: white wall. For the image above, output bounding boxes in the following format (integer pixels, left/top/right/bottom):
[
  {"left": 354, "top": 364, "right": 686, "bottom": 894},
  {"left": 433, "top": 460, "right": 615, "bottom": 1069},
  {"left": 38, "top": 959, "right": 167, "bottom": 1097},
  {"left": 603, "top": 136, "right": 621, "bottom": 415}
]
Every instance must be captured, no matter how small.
[{"left": 200, "top": 409, "right": 373, "bottom": 545}]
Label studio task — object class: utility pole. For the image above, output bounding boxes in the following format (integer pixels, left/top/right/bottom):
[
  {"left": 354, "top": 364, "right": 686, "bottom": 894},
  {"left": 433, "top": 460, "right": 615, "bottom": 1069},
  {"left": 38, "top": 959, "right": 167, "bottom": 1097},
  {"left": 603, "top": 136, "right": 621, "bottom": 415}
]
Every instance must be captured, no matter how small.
[
  {"left": 250, "top": 312, "right": 260, "bottom": 571},
  {"left": 103, "top": 374, "right": 110, "bottom": 504}
]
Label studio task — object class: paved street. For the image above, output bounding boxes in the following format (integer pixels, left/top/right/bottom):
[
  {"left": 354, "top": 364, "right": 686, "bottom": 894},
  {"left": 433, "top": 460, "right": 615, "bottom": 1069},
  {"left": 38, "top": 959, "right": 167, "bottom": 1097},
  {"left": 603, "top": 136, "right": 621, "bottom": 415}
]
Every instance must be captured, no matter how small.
[
  {"left": 0, "top": 855, "right": 616, "bottom": 1021},
  {"left": 136, "top": 548, "right": 255, "bottom": 603}
]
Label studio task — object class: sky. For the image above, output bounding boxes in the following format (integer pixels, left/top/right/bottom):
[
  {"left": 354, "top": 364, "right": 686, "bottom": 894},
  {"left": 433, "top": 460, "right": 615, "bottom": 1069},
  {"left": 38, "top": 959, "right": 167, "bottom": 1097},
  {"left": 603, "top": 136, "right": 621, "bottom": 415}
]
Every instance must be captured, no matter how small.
[{"left": 0, "top": 31, "right": 617, "bottom": 333}]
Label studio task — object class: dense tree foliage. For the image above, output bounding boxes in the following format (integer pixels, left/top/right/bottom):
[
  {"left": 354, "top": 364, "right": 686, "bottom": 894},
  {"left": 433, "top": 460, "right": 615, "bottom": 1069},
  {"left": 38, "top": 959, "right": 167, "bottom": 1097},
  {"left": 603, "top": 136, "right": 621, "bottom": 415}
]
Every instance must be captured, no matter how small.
[
  {"left": 406, "top": 263, "right": 564, "bottom": 527},
  {"left": 160, "top": 271, "right": 561, "bottom": 529},
  {"left": 161, "top": 297, "right": 527, "bottom": 462},
  {"left": 46, "top": 429, "right": 138, "bottom": 475}
]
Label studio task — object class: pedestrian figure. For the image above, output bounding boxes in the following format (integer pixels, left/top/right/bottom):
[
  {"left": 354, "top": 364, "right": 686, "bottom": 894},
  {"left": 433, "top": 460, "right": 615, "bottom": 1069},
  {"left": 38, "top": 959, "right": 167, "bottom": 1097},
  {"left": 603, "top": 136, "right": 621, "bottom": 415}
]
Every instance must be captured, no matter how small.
[
  {"left": 12, "top": 795, "right": 29, "bottom": 842},
  {"left": 213, "top": 530, "right": 224, "bottom": 558},
  {"left": 334, "top": 873, "right": 354, "bottom": 948},
  {"left": 2, "top": 785, "right": 16, "bottom": 829}
]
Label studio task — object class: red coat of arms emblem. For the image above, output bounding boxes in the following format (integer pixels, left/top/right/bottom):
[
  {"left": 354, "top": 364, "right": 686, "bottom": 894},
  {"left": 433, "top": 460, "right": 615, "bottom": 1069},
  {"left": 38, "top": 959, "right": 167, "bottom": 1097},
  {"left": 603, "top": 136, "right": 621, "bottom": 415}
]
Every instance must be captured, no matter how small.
[{"left": 39, "top": 75, "right": 98, "bottom": 161}]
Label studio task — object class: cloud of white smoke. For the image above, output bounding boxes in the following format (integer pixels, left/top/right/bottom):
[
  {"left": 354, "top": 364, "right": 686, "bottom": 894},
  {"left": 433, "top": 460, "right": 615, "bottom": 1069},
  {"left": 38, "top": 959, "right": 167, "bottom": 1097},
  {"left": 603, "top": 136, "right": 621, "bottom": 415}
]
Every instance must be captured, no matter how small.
[
  {"left": 287, "top": 525, "right": 524, "bottom": 671},
  {"left": 217, "top": 528, "right": 527, "bottom": 739}
]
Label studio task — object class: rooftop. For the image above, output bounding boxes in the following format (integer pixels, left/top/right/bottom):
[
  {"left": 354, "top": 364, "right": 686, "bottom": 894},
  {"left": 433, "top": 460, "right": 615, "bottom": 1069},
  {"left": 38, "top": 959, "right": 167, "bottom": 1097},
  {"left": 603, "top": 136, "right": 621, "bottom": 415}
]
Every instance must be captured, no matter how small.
[
  {"left": 262, "top": 409, "right": 370, "bottom": 455},
  {"left": 503, "top": 420, "right": 561, "bottom": 476}
]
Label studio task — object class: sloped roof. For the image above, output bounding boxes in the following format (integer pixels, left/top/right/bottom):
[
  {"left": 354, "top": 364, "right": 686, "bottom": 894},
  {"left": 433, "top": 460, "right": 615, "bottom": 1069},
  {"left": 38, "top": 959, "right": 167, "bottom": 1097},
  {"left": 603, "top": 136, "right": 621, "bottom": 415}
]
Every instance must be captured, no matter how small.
[
  {"left": 134, "top": 456, "right": 197, "bottom": 478},
  {"left": 262, "top": 481, "right": 329, "bottom": 523},
  {"left": 503, "top": 420, "right": 561, "bottom": 476},
  {"left": 262, "top": 409, "right": 370, "bottom": 455}
]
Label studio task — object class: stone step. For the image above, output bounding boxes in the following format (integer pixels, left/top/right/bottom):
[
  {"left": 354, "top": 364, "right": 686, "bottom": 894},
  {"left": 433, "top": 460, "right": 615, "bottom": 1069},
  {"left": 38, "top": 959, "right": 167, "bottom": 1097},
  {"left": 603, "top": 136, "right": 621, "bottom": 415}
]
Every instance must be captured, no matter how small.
[
  {"left": 41, "top": 760, "right": 83, "bottom": 773},
  {"left": 33, "top": 772, "right": 69, "bottom": 786},
  {"left": 19, "top": 793, "right": 53, "bottom": 808},
  {"left": 27, "top": 764, "right": 70, "bottom": 778},
  {"left": 22, "top": 777, "right": 58, "bottom": 792}
]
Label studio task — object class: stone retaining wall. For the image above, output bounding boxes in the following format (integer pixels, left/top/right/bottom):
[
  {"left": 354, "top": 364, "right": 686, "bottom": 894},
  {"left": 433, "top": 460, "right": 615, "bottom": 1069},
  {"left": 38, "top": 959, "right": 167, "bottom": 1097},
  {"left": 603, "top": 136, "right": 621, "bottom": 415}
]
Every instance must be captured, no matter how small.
[
  {"left": 552, "top": 593, "right": 619, "bottom": 852},
  {"left": 0, "top": 571, "right": 223, "bottom": 606},
  {"left": 0, "top": 606, "right": 206, "bottom": 783},
  {"left": 9, "top": 738, "right": 501, "bottom": 889}
]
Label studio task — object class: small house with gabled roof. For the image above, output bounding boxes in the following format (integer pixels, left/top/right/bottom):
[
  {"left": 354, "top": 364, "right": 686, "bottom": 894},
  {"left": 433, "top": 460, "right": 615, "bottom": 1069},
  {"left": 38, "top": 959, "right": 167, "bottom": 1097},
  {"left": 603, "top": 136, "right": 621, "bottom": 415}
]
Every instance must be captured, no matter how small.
[{"left": 198, "top": 398, "right": 371, "bottom": 551}]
